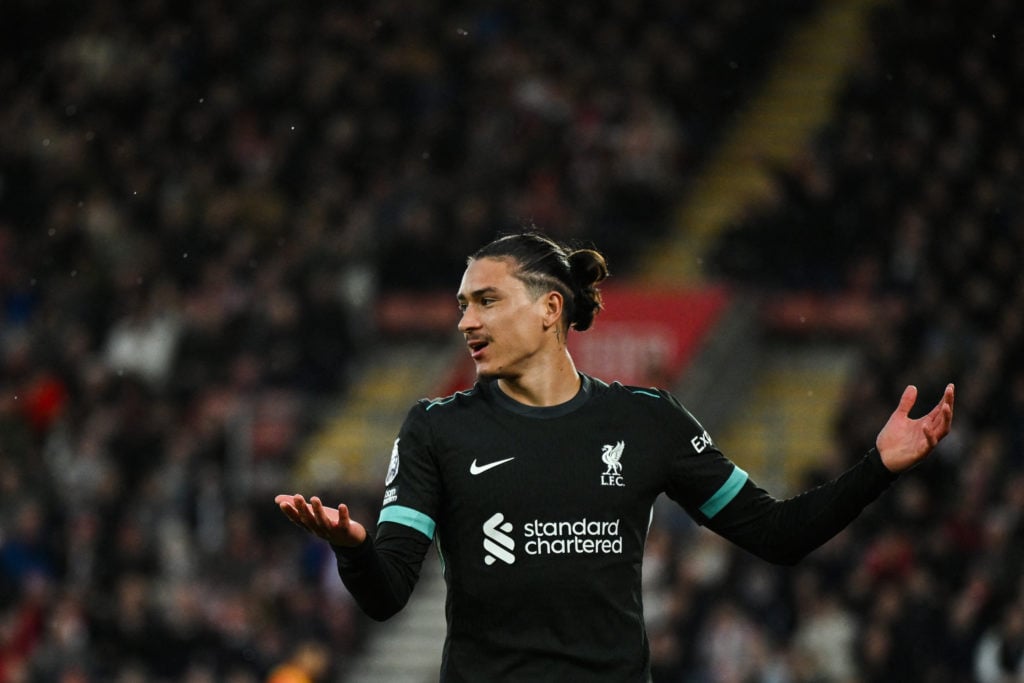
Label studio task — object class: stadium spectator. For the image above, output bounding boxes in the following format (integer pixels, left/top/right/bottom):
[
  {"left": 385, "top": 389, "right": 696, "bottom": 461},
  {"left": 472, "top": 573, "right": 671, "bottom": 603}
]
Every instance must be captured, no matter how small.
[
  {"left": 706, "top": 0, "right": 1024, "bottom": 680},
  {"left": 3, "top": 0, "right": 1018, "bottom": 680},
  {"left": 2, "top": 0, "right": 814, "bottom": 678}
]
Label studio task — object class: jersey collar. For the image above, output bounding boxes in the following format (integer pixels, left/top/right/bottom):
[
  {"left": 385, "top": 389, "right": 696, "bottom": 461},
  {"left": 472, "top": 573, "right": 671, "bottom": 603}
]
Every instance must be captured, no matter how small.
[{"left": 485, "top": 373, "right": 593, "bottom": 419}]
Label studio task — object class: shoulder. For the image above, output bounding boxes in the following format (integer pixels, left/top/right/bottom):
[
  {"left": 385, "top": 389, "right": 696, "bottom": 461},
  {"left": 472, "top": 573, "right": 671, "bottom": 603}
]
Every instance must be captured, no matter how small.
[
  {"left": 591, "top": 376, "right": 683, "bottom": 409},
  {"left": 415, "top": 384, "right": 486, "bottom": 415},
  {"left": 394, "top": 386, "right": 486, "bottom": 448},
  {"left": 589, "top": 376, "right": 706, "bottom": 433}
]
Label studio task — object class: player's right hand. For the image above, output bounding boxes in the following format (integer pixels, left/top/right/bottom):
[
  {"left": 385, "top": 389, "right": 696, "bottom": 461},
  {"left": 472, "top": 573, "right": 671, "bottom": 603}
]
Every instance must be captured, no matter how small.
[{"left": 274, "top": 494, "right": 368, "bottom": 547}]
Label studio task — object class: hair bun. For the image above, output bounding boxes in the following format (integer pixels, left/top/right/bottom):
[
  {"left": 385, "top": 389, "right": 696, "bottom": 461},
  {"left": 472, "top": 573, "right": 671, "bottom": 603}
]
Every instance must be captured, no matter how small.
[
  {"left": 567, "top": 249, "right": 609, "bottom": 331},
  {"left": 568, "top": 249, "right": 609, "bottom": 288}
]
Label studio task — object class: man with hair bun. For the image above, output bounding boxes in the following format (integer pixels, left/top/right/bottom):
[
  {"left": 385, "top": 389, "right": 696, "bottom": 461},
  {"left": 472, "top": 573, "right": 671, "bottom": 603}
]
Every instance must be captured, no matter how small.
[{"left": 276, "top": 231, "right": 955, "bottom": 682}]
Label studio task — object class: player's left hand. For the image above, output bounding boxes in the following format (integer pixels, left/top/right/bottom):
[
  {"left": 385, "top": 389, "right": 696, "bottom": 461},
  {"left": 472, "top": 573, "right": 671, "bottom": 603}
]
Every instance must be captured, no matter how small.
[{"left": 876, "top": 383, "right": 955, "bottom": 473}]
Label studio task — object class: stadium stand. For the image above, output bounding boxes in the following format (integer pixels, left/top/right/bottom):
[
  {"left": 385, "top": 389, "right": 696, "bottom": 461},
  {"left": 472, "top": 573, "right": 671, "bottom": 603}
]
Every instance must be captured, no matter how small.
[
  {"left": 0, "top": 1, "right": 815, "bottom": 680},
  {"left": 697, "top": 1, "right": 1024, "bottom": 681},
  {"left": 3, "top": 0, "right": 1021, "bottom": 681}
]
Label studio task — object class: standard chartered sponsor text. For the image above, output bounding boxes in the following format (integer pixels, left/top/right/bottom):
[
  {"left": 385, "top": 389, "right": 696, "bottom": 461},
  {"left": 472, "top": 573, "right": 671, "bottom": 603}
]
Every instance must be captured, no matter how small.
[{"left": 522, "top": 518, "right": 623, "bottom": 555}]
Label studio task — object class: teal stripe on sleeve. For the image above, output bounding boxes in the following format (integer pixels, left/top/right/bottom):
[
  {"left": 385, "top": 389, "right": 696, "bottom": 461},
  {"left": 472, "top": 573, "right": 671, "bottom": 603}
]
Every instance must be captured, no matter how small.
[
  {"left": 378, "top": 505, "right": 437, "bottom": 539},
  {"left": 425, "top": 396, "right": 455, "bottom": 411},
  {"left": 630, "top": 389, "right": 661, "bottom": 399},
  {"left": 699, "top": 466, "right": 749, "bottom": 519}
]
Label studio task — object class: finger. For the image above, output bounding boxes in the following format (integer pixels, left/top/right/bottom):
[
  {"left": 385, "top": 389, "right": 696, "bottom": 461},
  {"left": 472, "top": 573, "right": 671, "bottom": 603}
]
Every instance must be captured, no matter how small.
[
  {"left": 895, "top": 385, "right": 918, "bottom": 417},
  {"left": 928, "top": 385, "right": 956, "bottom": 424},
  {"left": 336, "top": 504, "right": 355, "bottom": 533},
  {"left": 294, "top": 494, "right": 316, "bottom": 526},
  {"left": 274, "top": 493, "right": 296, "bottom": 513},
  {"left": 311, "top": 496, "right": 331, "bottom": 529},
  {"left": 923, "top": 394, "right": 955, "bottom": 445},
  {"left": 282, "top": 509, "right": 307, "bottom": 529},
  {"left": 276, "top": 498, "right": 307, "bottom": 528}
]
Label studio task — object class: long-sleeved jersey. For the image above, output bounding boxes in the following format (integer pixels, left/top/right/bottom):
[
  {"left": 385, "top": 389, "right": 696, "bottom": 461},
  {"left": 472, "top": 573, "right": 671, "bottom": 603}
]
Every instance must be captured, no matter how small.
[{"left": 334, "top": 374, "right": 897, "bottom": 682}]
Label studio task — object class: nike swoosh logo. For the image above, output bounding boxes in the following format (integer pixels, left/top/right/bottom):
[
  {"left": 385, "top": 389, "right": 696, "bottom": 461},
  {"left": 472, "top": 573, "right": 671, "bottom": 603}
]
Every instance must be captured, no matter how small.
[{"left": 470, "top": 457, "right": 515, "bottom": 475}]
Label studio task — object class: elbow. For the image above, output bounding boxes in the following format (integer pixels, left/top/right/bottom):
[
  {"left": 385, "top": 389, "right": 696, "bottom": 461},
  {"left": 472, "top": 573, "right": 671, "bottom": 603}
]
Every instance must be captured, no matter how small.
[
  {"left": 771, "top": 552, "right": 807, "bottom": 567},
  {"left": 358, "top": 597, "right": 407, "bottom": 622},
  {"left": 365, "top": 607, "right": 402, "bottom": 622},
  {"left": 755, "top": 545, "right": 810, "bottom": 566}
]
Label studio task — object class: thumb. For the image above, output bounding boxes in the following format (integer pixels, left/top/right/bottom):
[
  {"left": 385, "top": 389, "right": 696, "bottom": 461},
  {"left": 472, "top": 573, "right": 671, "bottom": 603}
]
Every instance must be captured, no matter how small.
[{"left": 895, "top": 385, "right": 918, "bottom": 418}]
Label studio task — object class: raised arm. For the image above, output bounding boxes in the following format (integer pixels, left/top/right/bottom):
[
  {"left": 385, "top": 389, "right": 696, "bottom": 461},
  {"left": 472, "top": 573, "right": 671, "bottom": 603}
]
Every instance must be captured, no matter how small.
[{"left": 705, "top": 383, "right": 955, "bottom": 565}]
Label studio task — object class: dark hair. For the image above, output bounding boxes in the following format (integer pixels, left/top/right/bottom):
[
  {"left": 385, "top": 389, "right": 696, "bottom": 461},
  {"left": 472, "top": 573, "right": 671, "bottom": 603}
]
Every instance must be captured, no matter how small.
[{"left": 470, "top": 232, "right": 609, "bottom": 331}]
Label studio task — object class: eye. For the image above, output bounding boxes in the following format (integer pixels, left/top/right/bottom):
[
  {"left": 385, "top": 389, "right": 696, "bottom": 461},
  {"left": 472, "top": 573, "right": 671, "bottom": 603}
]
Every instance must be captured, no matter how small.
[
  {"left": 481, "top": 297, "right": 496, "bottom": 306},
  {"left": 457, "top": 302, "right": 468, "bottom": 313}
]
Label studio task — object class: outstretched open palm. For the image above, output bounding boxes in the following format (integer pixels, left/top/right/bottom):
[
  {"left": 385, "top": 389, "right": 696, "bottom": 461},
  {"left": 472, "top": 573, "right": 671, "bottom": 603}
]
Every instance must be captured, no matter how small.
[
  {"left": 876, "top": 383, "right": 955, "bottom": 473},
  {"left": 275, "top": 494, "right": 367, "bottom": 548}
]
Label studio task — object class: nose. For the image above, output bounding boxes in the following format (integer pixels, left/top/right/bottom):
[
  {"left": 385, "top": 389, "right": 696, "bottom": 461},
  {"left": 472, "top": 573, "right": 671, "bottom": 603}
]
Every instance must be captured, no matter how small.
[{"left": 458, "top": 305, "right": 479, "bottom": 333}]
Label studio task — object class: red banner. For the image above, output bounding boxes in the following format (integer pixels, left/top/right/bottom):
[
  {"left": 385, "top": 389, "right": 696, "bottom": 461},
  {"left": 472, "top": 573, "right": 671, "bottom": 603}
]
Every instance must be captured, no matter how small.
[{"left": 567, "top": 285, "right": 731, "bottom": 387}]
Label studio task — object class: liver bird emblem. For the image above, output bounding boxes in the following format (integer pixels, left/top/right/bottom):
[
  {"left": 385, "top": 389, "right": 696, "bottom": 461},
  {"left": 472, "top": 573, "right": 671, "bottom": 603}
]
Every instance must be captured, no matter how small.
[{"left": 601, "top": 441, "right": 625, "bottom": 475}]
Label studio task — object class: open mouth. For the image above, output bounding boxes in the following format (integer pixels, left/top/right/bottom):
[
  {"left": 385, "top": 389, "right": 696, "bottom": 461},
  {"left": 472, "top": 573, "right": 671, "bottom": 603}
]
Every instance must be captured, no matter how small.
[{"left": 467, "top": 339, "right": 489, "bottom": 359}]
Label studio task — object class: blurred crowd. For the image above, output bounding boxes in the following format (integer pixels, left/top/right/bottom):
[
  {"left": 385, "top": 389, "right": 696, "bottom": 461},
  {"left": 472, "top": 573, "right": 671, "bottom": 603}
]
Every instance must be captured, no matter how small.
[
  {"left": 680, "top": 0, "right": 1024, "bottom": 681},
  {"left": 1, "top": 0, "right": 812, "bottom": 681}
]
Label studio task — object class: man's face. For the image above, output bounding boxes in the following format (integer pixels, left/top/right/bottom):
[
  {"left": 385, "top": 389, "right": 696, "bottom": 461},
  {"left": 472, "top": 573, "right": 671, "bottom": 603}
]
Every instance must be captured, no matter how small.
[{"left": 457, "top": 257, "right": 553, "bottom": 380}]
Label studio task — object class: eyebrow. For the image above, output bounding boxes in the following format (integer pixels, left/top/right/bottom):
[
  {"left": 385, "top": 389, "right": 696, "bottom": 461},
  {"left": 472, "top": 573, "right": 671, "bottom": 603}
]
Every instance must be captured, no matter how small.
[{"left": 456, "top": 286, "right": 499, "bottom": 303}]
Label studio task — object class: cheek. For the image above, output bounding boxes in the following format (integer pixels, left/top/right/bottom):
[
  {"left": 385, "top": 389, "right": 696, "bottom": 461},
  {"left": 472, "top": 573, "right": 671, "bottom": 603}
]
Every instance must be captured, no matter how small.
[
  {"left": 505, "top": 316, "right": 546, "bottom": 348},
  {"left": 486, "top": 304, "right": 546, "bottom": 348}
]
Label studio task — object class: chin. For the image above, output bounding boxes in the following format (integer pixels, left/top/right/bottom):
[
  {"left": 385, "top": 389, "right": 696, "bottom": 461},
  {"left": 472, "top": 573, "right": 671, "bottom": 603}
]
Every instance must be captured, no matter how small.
[
  {"left": 475, "top": 363, "right": 510, "bottom": 381},
  {"left": 476, "top": 367, "right": 500, "bottom": 380}
]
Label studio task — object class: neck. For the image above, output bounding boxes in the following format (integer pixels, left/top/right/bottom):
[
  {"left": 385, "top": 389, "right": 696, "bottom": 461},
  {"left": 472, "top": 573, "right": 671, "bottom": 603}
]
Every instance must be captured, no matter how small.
[{"left": 496, "top": 348, "right": 580, "bottom": 407}]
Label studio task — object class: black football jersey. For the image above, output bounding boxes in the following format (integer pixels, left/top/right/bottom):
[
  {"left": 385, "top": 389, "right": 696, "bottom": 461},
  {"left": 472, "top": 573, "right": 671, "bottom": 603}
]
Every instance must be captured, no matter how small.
[{"left": 336, "top": 373, "right": 896, "bottom": 682}]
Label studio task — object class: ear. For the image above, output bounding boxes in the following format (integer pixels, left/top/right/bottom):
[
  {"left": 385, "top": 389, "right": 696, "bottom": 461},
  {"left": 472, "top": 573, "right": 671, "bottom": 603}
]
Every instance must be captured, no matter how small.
[{"left": 540, "top": 290, "right": 564, "bottom": 330}]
